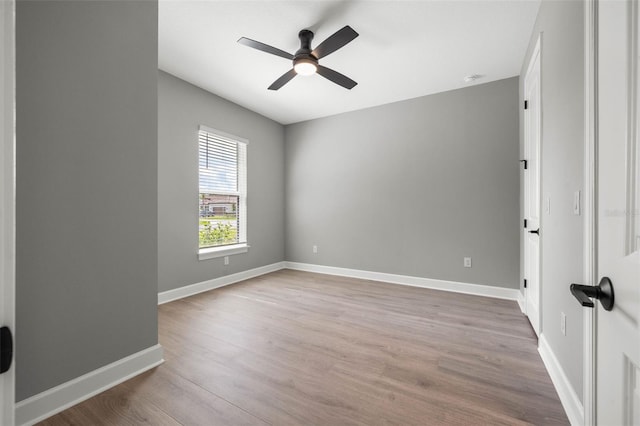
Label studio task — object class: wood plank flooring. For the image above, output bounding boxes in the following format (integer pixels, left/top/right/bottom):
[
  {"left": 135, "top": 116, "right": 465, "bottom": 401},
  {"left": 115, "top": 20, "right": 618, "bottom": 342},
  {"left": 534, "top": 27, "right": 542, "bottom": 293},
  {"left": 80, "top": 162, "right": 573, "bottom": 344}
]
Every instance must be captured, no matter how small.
[{"left": 39, "top": 269, "right": 569, "bottom": 425}]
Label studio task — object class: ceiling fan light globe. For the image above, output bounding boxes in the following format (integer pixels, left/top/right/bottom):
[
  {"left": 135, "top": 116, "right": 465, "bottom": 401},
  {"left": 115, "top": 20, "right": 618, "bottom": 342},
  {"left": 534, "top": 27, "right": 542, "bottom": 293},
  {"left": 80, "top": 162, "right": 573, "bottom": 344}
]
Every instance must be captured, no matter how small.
[{"left": 294, "top": 60, "right": 317, "bottom": 76}]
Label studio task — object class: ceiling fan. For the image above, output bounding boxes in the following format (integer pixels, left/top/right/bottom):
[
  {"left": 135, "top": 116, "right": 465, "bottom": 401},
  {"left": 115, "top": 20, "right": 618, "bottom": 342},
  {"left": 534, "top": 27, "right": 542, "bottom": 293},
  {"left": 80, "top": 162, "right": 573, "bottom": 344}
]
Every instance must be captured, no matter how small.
[{"left": 238, "top": 26, "right": 359, "bottom": 91}]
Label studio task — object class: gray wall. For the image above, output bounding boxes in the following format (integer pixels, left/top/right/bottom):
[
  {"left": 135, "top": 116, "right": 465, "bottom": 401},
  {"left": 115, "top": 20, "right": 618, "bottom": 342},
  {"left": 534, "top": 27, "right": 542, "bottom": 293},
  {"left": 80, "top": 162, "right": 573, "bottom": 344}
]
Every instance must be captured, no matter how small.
[
  {"left": 520, "top": 0, "right": 585, "bottom": 400},
  {"left": 16, "top": 0, "right": 159, "bottom": 401},
  {"left": 158, "top": 71, "right": 285, "bottom": 292},
  {"left": 285, "top": 78, "right": 520, "bottom": 289}
]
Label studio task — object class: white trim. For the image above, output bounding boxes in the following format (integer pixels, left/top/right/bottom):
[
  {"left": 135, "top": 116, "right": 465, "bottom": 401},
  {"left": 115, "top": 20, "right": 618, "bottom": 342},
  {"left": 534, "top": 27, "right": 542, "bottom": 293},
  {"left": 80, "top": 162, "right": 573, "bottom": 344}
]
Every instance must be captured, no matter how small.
[
  {"left": 198, "top": 126, "right": 248, "bottom": 248},
  {"left": 198, "top": 124, "right": 249, "bottom": 145},
  {"left": 538, "top": 334, "right": 584, "bottom": 426},
  {"left": 159, "top": 261, "right": 521, "bottom": 305},
  {"left": 198, "top": 243, "right": 249, "bottom": 260},
  {"left": 517, "top": 291, "right": 526, "bottom": 314},
  {"left": 0, "top": 0, "right": 16, "bottom": 424},
  {"left": 626, "top": 0, "right": 639, "bottom": 256},
  {"left": 525, "top": 34, "right": 542, "bottom": 80},
  {"left": 198, "top": 125, "right": 248, "bottom": 145},
  {"left": 523, "top": 32, "right": 543, "bottom": 337},
  {"left": 15, "top": 345, "right": 164, "bottom": 426},
  {"left": 285, "top": 262, "right": 520, "bottom": 301},
  {"left": 583, "top": 0, "right": 597, "bottom": 423},
  {"left": 158, "top": 261, "right": 286, "bottom": 304}
]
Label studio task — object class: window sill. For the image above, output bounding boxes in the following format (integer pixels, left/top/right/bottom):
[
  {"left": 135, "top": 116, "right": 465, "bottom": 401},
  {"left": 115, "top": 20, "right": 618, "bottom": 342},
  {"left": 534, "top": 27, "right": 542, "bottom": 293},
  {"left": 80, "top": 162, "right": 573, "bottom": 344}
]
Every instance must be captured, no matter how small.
[{"left": 198, "top": 243, "right": 249, "bottom": 261}]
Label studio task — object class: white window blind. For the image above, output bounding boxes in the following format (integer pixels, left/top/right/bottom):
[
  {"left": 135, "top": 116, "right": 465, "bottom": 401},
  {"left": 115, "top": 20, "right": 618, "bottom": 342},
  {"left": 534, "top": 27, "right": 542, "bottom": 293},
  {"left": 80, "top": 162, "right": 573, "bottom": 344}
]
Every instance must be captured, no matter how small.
[{"left": 198, "top": 126, "right": 247, "bottom": 250}]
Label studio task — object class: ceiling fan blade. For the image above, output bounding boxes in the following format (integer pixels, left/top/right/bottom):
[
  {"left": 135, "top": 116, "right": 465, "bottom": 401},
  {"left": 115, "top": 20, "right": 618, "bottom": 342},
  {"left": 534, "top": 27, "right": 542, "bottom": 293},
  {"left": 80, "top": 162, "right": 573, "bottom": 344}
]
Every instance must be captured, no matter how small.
[
  {"left": 316, "top": 65, "right": 357, "bottom": 89},
  {"left": 311, "top": 25, "right": 359, "bottom": 59},
  {"left": 268, "top": 69, "right": 297, "bottom": 90},
  {"left": 238, "top": 37, "right": 294, "bottom": 60}
]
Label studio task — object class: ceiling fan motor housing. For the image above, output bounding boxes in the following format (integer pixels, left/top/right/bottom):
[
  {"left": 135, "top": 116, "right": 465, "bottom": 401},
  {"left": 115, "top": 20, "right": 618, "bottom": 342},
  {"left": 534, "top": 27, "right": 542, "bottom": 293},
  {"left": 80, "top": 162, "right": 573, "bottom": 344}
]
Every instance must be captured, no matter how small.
[{"left": 294, "top": 29, "right": 318, "bottom": 69}]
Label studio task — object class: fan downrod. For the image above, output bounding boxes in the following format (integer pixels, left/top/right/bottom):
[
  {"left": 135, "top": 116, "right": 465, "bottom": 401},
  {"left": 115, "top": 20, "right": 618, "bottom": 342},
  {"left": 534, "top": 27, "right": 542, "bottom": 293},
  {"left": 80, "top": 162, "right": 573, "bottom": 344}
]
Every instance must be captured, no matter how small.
[{"left": 294, "top": 30, "right": 318, "bottom": 70}]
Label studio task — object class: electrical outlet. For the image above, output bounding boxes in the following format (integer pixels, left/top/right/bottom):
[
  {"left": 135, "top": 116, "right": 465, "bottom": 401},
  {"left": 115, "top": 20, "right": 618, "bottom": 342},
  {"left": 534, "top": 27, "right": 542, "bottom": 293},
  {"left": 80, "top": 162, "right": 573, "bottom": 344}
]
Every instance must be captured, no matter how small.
[
  {"left": 224, "top": 256, "right": 229, "bottom": 266},
  {"left": 561, "top": 312, "right": 566, "bottom": 336},
  {"left": 312, "top": 245, "right": 318, "bottom": 254},
  {"left": 464, "top": 257, "right": 472, "bottom": 268}
]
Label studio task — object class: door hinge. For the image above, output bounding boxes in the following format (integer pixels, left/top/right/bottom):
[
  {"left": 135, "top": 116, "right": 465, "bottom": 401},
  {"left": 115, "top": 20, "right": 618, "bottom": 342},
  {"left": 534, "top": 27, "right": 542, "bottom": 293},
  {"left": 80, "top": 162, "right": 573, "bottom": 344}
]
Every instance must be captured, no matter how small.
[
  {"left": 524, "top": 219, "right": 528, "bottom": 228},
  {"left": 520, "top": 159, "right": 528, "bottom": 170},
  {"left": 524, "top": 279, "right": 528, "bottom": 288},
  {"left": 524, "top": 100, "right": 529, "bottom": 110},
  {"left": 0, "top": 326, "right": 13, "bottom": 374}
]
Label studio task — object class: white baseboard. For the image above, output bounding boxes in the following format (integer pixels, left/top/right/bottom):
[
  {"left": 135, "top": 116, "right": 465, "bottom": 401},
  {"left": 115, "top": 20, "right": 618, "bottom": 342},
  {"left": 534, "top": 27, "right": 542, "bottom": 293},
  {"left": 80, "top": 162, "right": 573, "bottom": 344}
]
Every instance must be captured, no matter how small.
[
  {"left": 284, "top": 262, "right": 520, "bottom": 301},
  {"left": 159, "top": 260, "right": 520, "bottom": 305},
  {"left": 517, "top": 291, "right": 526, "bottom": 314},
  {"left": 538, "top": 334, "right": 584, "bottom": 426},
  {"left": 15, "top": 344, "right": 164, "bottom": 426},
  {"left": 158, "top": 261, "right": 286, "bottom": 304}
]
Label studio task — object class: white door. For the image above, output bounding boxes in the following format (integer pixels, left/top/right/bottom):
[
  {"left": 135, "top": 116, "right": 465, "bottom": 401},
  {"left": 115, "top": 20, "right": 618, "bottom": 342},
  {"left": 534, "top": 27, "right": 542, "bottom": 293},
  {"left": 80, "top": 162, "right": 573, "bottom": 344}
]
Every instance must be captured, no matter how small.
[
  {"left": 524, "top": 36, "right": 542, "bottom": 336},
  {"left": 595, "top": 0, "right": 640, "bottom": 424},
  {"left": 0, "top": 0, "right": 15, "bottom": 425}
]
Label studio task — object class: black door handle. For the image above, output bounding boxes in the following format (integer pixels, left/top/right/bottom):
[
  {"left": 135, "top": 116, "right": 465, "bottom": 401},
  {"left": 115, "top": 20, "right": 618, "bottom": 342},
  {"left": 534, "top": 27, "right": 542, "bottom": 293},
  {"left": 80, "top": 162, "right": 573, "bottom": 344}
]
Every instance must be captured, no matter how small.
[
  {"left": 570, "top": 277, "right": 614, "bottom": 311},
  {"left": 529, "top": 229, "right": 540, "bottom": 235},
  {"left": 0, "top": 326, "right": 12, "bottom": 374}
]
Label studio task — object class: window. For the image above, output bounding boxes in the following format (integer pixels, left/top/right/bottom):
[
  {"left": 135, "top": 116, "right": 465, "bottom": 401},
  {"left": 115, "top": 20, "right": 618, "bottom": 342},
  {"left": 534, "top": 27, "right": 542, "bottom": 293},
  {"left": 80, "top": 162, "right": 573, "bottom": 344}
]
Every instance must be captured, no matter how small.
[{"left": 198, "top": 125, "right": 248, "bottom": 260}]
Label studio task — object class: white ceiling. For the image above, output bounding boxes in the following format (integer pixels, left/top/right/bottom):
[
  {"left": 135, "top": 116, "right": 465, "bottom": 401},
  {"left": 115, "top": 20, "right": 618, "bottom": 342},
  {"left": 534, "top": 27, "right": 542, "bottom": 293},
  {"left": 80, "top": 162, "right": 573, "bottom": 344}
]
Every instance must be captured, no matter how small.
[{"left": 159, "top": 0, "right": 540, "bottom": 125}]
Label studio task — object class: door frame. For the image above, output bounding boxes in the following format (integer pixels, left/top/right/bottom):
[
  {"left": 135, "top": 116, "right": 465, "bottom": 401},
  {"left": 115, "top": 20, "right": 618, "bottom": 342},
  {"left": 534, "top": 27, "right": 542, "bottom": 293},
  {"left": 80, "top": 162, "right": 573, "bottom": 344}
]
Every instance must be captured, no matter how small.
[
  {"left": 582, "top": 0, "right": 597, "bottom": 423},
  {"left": 0, "top": 0, "right": 16, "bottom": 424},
  {"left": 523, "top": 34, "right": 543, "bottom": 336}
]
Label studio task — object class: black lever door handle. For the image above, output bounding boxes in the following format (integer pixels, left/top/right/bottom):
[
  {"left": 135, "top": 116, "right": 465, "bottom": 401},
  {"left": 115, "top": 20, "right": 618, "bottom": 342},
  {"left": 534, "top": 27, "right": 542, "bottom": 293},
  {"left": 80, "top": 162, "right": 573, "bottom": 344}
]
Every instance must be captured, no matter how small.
[
  {"left": 0, "top": 326, "right": 12, "bottom": 374},
  {"left": 529, "top": 229, "right": 540, "bottom": 235},
  {"left": 570, "top": 277, "right": 614, "bottom": 311},
  {"left": 570, "top": 284, "right": 595, "bottom": 307}
]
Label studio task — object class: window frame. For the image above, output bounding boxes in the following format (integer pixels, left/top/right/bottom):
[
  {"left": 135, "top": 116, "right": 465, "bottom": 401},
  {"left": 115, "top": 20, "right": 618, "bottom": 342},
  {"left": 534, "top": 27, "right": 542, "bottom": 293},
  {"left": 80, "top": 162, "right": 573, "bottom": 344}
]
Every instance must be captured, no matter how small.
[{"left": 197, "top": 125, "right": 249, "bottom": 261}]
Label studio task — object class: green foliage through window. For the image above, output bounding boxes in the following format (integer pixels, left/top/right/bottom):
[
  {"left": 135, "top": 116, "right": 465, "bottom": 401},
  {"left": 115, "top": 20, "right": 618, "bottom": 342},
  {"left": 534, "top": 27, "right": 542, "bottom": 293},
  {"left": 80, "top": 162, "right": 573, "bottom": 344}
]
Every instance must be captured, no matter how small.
[{"left": 199, "top": 220, "right": 237, "bottom": 247}]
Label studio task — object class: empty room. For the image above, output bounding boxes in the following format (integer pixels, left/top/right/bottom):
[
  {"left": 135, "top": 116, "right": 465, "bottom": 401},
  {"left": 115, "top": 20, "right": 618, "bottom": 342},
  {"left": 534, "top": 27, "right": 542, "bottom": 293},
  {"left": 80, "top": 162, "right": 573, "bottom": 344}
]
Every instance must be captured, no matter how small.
[{"left": 1, "top": 0, "right": 638, "bottom": 425}]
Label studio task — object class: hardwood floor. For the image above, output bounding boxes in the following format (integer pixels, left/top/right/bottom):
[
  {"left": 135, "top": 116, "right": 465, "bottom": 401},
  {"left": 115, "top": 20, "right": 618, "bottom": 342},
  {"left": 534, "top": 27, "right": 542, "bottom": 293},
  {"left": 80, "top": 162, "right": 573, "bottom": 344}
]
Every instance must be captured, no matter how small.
[{"left": 39, "top": 269, "right": 569, "bottom": 425}]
